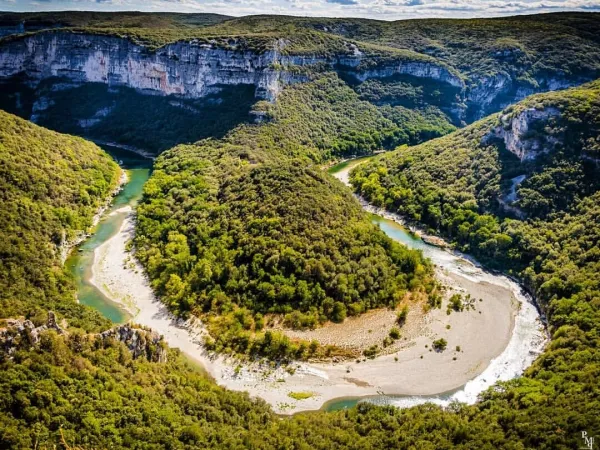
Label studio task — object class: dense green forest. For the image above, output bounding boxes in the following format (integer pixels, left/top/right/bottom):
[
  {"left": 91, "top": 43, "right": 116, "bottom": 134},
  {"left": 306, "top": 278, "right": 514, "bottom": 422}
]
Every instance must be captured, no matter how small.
[
  {"left": 6, "top": 325, "right": 593, "bottom": 449},
  {"left": 1, "top": 11, "right": 600, "bottom": 449},
  {"left": 351, "top": 80, "right": 600, "bottom": 444},
  {"left": 134, "top": 75, "right": 436, "bottom": 358},
  {"left": 0, "top": 110, "right": 118, "bottom": 331},
  {"left": 352, "top": 79, "right": 600, "bottom": 259}
]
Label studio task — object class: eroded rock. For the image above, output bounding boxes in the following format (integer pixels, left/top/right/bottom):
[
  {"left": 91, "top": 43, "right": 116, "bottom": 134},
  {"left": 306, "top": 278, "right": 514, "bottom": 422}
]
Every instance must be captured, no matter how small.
[{"left": 100, "top": 325, "right": 167, "bottom": 363}]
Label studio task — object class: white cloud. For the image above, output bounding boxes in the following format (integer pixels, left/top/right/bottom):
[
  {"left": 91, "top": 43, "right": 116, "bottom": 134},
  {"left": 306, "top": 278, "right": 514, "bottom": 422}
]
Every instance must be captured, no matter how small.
[{"left": 5, "top": 0, "right": 600, "bottom": 19}]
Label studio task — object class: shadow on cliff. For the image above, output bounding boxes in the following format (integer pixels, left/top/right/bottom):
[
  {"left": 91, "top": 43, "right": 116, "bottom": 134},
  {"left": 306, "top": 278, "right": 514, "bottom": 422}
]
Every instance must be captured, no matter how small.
[{"left": 0, "top": 76, "right": 257, "bottom": 155}]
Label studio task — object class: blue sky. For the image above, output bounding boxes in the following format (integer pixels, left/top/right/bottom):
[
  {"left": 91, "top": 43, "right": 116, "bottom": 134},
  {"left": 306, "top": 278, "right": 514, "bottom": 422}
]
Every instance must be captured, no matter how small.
[{"left": 3, "top": 0, "right": 600, "bottom": 20}]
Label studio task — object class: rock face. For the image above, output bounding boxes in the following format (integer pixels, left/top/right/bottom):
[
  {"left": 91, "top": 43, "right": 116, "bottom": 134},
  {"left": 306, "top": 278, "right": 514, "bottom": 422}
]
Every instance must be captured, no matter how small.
[
  {"left": 100, "top": 325, "right": 167, "bottom": 363},
  {"left": 339, "top": 58, "right": 464, "bottom": 89},
  {"left": 489, "top": 107, "right": 561, "bottom": 161},
  {"left": 0, "top": 30, "right": 582, "bottom": 124},
  {"left": 0, "top": 31, "right": 464, "bottom": 103},
  {"left": 0, "top": 311, "right": 167, "bottom": 363},
  {"left": 0, "top": 311, "right": 65, "bottom": 359},
  {"left": 467, "top": 74, "right": 573, "bottom": 121}
]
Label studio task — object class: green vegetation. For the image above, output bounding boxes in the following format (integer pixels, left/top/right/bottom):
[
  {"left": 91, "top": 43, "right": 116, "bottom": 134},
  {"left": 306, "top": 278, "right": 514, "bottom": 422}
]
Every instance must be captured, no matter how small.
[
  {"left": 300, "top": 13, "right": 600, "bottom": 117},
  {"left": 0, "top": 110, "right": 119, "bottom": 330},
  {"left": 432, "top": 338, "right": 448, "bottom": 352},
  {"left": 352, "top": 74, "right": 464, "bottom": 123},
  {"left": 134, "top": 74, "right": 436, "bottom": 358},
  {"left": 396, "top": 305, "right": 408, "bottom": 326},
  {"left": 1, "top": 12, "right": 600, "bottom": 448},
  {"left": 288, "top": 391, "right": 315, "bottom": 400},
  {"left": 5, "top": 325, "right": 596, "bottom": 449},
  {"left": 0, "top": 74, "right": 454, "bottom": 156},
  {"left": 0, "top": 329, "right": 277, "bottom": 449},
  {"left": 352, "top": 79, "right": 600, "bottom": 261},
  {"left": 352, "top": 79, "right": 600, "bottom": 443},
  {"left": 0, "top": 11, "right": 231, "bottom": 30},
  {"left": 447, "top": 294, "right": 464, "bottom": 314}
]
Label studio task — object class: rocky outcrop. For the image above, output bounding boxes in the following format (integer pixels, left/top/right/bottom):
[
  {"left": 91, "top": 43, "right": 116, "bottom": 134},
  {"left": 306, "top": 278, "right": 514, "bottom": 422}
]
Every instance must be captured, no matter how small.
[
  {"left": 467, "top": 74, "right": 574, "bottom": 121},
  {"left": 0, "top": 311, "right": 167, "bottom": 363},
  {"left": 467, "top": 73, "right": 512, "bottom": 118},
  {"left": 0, "top": 31, "right": 465, "bottom": 103},
  {"left": 488, "top": 107, "right": 561, "bottom": 161},
  {"left": 338, "top": 58, "right": 464, "bottom": 89},
  {"left": 0, "top": 311, "right": 65, "bottom": 359},
  {"left": 0, "top": 32, "right": 293, "bottom": 101},
  {"left": 1, "top": 30, "right": 582, "bottom": 125},
  {"left": 100, "top": 325, "right": 167, "bottom": 363}
]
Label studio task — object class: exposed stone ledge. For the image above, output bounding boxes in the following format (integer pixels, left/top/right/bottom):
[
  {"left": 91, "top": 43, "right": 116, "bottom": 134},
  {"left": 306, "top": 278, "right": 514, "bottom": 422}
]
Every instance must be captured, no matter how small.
[
  {"left": 0, "top": 31, "right": 465, "bottom": 104},
  {"left": 100, "top": 325, "right": 167, "bottom": 363},
  {"left": 0, "top": 311, "right": 167, "bottom": 363},
  {"left": 487, "top": 107, "right": 561, "bottom": 161}
]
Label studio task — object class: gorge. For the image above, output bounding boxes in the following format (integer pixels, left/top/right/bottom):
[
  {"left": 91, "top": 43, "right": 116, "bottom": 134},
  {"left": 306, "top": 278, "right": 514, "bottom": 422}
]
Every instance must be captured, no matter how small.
[{"left": 1, "top": 11, "right": 599, "bottom": 449}]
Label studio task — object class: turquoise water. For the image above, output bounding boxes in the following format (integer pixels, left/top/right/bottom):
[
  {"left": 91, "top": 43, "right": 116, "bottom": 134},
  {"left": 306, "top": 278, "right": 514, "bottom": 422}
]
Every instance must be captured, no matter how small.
[
  {"left": 370, "top": 214, "right": 428, "bottom": 251},
  {"left": 327, "top": 155, "right": 375, "bottom": 174},
  {"left": 325, "top": 157, "right": 449, "bottom": 412},
  {"left": 65, "top": 145, "right": 152, "bottom": 323},
  {"left": 322, "top": 388, "right": 461, "bottom": 412}
]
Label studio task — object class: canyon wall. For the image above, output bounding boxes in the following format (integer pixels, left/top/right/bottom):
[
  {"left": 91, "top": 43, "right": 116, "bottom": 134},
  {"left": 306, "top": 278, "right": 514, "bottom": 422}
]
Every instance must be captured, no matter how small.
[
  {"left": 0, "top": 31, "right": 463, "bottom": 103},
  {"left": 490, "top": 107, "right": 561, "bottom": 161},
  {"left": 0, "top": 30, "right": 586, "bottom": 124}
]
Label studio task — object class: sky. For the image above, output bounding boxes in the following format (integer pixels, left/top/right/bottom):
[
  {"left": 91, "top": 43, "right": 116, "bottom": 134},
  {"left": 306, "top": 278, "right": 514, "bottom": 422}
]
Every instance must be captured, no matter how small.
[{"left": 2, "top": 0, "right": 600, "bottom": 20}]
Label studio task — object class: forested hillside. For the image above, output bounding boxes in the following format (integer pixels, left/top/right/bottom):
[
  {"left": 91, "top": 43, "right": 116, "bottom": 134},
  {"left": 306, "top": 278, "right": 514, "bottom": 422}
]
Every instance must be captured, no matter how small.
[
  {"left": 1, "top": 11, "right": 599, "bottom": 450},
  {"left": 351, "top": 80, "right": 600, "bottom": 443},
  {"left": 2, "top": 324, "right": 582, "bottom": 449},
  {"left": 134, "top": 75, "right": 436, "bottom": 358},
  {"left": 352, "top": 80, "right": 600, "bottom": 259},
  {"left": 0, "top": 110, "right": 119, "bottom": 330}
]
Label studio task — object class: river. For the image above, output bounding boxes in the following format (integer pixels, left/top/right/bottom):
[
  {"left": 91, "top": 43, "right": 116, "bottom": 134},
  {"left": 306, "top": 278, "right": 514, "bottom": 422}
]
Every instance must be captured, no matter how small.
[
  {"left": 324, "top": 157, "right": 547, "bottom": 411},
  {"left": 68, "top": 151, "right": 547, "bottom": 415},
  {"left": 65, "top": 145, "right": 152, "bottom": 323}
]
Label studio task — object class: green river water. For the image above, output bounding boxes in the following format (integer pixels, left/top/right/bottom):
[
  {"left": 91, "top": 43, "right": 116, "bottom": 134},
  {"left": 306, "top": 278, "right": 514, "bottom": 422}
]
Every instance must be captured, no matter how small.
[
  {"left": 324, "top": 157, "right": 442, "bottom": 411},
  {"left": 65, "top": 145, "right": 152, "bottom": 323}
]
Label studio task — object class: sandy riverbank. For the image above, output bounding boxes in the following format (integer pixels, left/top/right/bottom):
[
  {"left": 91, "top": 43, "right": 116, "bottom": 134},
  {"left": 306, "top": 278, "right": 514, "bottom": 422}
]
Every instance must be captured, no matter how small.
[{"left": 90, "top": 200, "right": 536, "bottom": 414}]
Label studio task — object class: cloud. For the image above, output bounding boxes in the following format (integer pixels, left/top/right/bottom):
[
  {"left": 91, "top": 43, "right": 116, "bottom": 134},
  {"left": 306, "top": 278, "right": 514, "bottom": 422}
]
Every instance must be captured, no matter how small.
[
  {"left": 5, "top": 0, "right": 600, "bottom": 20},
  {"left": 325, "top": 0, "right": 359, "bottom": 5}
]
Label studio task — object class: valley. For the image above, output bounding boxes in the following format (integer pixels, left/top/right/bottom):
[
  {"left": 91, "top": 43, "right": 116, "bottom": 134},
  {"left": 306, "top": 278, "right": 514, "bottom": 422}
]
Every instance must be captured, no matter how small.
[
  {"left": 68, "top": 150, "right": 544, "bottom": 414},
  {"left": 0, "top": 11, "right": 598, "bottom": 449}
]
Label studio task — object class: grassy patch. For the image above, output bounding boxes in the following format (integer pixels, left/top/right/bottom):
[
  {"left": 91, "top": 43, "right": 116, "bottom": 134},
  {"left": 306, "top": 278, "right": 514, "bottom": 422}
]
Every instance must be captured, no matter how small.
[{"left": 287, "top": 391, "right": 315, "bottom": 401}]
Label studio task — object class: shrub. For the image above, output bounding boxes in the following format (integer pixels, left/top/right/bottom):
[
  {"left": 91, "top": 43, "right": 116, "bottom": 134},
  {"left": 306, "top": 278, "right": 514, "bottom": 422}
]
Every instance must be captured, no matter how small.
[{"left": 432, "top": 338, "right": 448, "bottom": 351}]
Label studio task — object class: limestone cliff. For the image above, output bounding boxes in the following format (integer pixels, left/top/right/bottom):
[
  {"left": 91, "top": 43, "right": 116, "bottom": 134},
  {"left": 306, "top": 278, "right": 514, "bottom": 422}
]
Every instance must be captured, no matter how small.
[
  {"left": 467, "top": 73, "right": 573, "bottom": 121},
  {"left": 0, "top": 29, "right": 584, "bottom": 128},
  {"left": 489, "top": 107, "right": 561, "bottom": 161},
  {"left": 100, "top": 325, "right": 167, "bottom": 363},
  {"left": 0, "top": 31, "right": 463, "bottom": 103}
]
